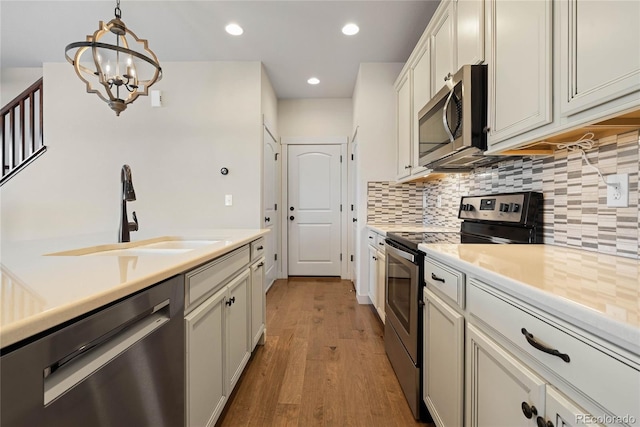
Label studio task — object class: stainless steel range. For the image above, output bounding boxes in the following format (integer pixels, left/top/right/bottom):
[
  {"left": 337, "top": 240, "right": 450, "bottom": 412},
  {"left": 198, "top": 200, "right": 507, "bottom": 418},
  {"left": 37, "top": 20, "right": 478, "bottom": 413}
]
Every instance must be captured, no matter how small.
[{"left": 384, "top": 191, "right": 543, "bottom": 421}]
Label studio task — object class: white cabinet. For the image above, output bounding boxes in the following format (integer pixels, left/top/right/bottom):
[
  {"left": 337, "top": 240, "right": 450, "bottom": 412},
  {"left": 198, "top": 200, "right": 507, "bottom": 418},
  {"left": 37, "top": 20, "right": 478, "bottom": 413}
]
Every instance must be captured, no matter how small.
[
  {"left": 456, "top": 0, "right": 484, "bottom": 67},
  {"left": 395, "top": 72, "right": 412, "bottom": 180},
  {"left": 466, "top": 323, "right": 546, "bottom": 427},
  {"left": 184, "top": 239, "right": 265, "bottom": 427},
  {"left": 367, "top": 229, "right": 386, "bottom": 322},
  {"left": 185, "top": 285, "right": 226, "bottom": 427},
  {"left": 225, "top": 269, "right": 251, "bottom": 393},
  {"left": 411, "top": 43, "right": 431, "bottom": 176},
  {"left": 250, "top": 258, "right": 266, "bottom": 350},
  {"left": 558, "top": 0, "right": 640, "bottom": 117},
  {"left": 431, "top": 0, "right": 456, "bottom": 94},
  {"left": 423, "top": 288, "right": 464, "bottom": 427},
  {"left": 543, "top": 386, "right": 603, "bottom": 427},
  {"left": 485, "top": 0, "right": 553, "bottom": 149}
]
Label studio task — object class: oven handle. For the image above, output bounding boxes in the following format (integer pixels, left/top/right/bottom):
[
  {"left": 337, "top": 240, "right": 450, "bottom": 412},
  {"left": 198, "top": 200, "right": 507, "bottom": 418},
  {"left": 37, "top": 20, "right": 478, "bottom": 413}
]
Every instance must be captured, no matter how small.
[{"left": 385, "top": 243, "right": 415, "bottom": 264}]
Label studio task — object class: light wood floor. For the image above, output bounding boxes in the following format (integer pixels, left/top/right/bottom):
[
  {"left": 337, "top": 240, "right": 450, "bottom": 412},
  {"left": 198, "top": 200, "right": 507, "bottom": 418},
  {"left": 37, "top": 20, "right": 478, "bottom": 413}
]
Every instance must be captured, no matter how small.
[{"left": 217, "top": 277, "right": 434, "bottom": 427}]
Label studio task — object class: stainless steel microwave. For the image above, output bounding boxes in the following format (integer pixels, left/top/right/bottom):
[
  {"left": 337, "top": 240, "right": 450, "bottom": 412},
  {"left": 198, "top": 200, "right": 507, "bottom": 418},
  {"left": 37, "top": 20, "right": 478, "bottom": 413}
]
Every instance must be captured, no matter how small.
[{"left": 417, "top": 64, "right": 494, "bottom": 171}]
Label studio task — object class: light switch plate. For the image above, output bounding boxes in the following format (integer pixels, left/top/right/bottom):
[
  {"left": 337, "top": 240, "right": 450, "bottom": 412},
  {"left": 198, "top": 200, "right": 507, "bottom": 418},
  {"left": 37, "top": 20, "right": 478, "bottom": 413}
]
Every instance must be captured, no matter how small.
[{"left": 606, "top": 173, "right": 628, "bottom": 208}]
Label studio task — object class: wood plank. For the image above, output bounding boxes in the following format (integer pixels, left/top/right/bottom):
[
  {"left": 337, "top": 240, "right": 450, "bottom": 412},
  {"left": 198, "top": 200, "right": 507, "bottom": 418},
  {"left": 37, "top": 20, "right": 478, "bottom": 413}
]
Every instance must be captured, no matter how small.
[{"left": 218, "top": 278, "right": 433, "bottom": 427}]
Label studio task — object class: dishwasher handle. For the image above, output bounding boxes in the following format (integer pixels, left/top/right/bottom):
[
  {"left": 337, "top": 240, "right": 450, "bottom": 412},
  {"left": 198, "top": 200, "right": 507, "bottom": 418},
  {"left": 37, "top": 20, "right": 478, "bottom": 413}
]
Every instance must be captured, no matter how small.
[{"left": 44, "top": 300, "right": 170, "bottom": 405}]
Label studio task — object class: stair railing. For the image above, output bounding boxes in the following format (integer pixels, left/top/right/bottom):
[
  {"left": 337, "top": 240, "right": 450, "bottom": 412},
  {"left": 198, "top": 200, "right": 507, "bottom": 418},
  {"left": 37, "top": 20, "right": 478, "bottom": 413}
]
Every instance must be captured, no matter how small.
[{"left": 1, "top": 78, "right": 46, "bottom": 186}]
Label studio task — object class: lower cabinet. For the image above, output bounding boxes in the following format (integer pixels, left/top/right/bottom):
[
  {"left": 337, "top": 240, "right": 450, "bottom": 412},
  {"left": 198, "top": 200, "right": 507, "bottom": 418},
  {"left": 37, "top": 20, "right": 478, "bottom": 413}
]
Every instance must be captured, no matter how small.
[
  {"left": 466, "top": 323, "right": 546, "bottom": 427},
  {"left": 423, "top": 288, "right": 464, "bottom": 427},
  {"left": 185, "top": 268, "right": 251, "bottom": 427},
  {"left": 250, "top": 257, "right": 266, "bottom": 350},
  {"left": 367, "top": 229, "right": 386, "bottom": 322}
]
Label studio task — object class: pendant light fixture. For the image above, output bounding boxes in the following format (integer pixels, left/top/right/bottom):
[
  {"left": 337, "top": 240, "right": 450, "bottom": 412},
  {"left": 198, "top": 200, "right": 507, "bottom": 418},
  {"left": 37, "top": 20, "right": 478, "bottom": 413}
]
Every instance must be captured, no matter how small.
[{"left": 65, "top": 0, "right": 162, "bottom": 116}]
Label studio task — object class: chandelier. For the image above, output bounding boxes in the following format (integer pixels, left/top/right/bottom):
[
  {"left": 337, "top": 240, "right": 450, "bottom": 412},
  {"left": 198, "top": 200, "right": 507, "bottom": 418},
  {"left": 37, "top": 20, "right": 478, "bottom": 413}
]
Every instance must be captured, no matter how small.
[{"left": 65, "top": 0, "right": 162, "bottom": 116}]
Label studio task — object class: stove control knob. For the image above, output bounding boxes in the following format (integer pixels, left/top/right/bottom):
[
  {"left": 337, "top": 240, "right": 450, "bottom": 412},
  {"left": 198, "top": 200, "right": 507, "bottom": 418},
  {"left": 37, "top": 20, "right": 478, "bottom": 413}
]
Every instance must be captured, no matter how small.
[
  {"left": 512, "top": 203, "right": 520, "bottom": 213},
  {"left": 461, "top": 203, "right": 474, "bottom": 212},
  {"left": 500, "top": 203, "right": 510, "bottom": 212}
]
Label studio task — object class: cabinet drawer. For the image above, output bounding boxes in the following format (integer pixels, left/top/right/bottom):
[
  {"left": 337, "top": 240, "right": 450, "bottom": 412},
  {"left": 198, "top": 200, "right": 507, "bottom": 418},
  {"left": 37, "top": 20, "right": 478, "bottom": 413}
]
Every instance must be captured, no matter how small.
[
  {"left": 186, "top": 245, "right": 250, "bottom": 309},
  {"left": 375, "top": 234, "right": 386, "bottom": 253},
  {"left": 250, "top": 238, "right": 265, "bottom": 260},
  {"left": 367, "top": 230, "right": 377, "bottom": 245},
  {"left": 424, "top": 258, "right": 464, "bottom": 309},
  {"left": 468, "top": 280, "right": 640, "bottom": 422}
]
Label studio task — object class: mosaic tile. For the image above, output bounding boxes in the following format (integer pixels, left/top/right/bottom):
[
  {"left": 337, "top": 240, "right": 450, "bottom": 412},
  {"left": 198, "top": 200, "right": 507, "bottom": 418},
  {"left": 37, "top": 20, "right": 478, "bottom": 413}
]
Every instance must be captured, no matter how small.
[{"left": 367, "top": 130, "right": 640, "bottom": 259}]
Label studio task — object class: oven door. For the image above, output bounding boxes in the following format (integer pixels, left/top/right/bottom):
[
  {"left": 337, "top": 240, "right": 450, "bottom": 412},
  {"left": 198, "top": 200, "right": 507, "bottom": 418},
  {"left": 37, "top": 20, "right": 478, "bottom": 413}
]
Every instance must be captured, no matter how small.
[{"left": 385, "top": 242, "right": 419, "bottom": 363}]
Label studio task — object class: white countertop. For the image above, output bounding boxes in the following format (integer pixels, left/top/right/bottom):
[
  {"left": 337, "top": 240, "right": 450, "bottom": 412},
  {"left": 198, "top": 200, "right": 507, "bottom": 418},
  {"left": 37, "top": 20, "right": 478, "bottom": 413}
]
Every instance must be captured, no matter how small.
[
  {"left": 419, "top": 243, "right": 640, "bottom": 355},
  {"left": 1, "top": 228, "right": 268, "bottom": 349}
]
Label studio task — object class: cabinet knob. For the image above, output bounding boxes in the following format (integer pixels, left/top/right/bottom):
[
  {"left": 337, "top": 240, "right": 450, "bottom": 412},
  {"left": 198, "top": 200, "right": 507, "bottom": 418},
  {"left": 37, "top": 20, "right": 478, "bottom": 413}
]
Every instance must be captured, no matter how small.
[
  {"left": 536, "top": 416, "right": 553, "bottom": 427},
  {"left": 521, "top": 402, "right": 537, "bottom": 419},
  {"left": 289, "top": 216, "right": 295, "bottom": 221},
  {"left": 444, "top": 72, "right": 453, "bottom": 81}
]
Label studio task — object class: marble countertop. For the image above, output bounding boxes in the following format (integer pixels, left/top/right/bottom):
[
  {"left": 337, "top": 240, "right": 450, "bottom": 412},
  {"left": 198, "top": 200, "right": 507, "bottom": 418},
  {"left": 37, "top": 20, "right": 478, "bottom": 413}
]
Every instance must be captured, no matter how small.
[
  {"left": 1, "top": 228, "right": 268, "bottom": 349},
  {"left": 419, "top": 243, "right": 640, "bottom": 355}
]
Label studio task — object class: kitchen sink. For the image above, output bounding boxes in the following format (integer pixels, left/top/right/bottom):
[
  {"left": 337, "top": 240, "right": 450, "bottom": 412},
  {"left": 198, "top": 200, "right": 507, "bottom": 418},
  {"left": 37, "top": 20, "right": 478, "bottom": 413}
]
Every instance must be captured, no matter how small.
[{"left": 46, "top": 238, "right": 221, "bottom": 256}]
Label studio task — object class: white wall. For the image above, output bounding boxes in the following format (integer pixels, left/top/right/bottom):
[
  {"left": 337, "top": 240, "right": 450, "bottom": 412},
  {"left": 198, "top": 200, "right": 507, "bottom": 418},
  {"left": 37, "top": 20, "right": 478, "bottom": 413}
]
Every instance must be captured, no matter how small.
[
  {"left": 278, "top": 98, "right": 352, "bottom": 138},
  {"left": 352, "top": 62, "right": 403, "bottom": 300},
  {"left": 1, "top": 61, "right": 266, "bottom": 241},
  {"left": 260, "top": 64, "right": 278, "bottom": 136},
  {"left": 0, "top": 67, "right": 43, "bottom": 106}
]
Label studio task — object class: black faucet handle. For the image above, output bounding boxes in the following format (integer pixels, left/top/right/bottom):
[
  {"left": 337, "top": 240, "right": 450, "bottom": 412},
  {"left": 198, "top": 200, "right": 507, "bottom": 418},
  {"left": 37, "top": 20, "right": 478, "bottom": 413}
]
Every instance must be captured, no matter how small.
[{"left": 130, "top": 211, "right": 139, "bottom": 231}]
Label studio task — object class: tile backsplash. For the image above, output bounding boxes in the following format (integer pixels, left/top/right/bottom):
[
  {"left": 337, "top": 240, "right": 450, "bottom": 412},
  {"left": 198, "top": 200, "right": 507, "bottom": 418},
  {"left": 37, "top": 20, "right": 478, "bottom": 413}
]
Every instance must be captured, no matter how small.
[{"left": 367, "top": 130, "right": 640, "bottom": 259}]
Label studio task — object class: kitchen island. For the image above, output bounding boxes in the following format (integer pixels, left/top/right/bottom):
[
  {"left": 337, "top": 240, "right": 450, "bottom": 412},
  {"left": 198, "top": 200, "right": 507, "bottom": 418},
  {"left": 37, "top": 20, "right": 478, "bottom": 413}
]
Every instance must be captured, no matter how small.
[{"left": 1, "top": 228, "right": 268, "bottom": 349}]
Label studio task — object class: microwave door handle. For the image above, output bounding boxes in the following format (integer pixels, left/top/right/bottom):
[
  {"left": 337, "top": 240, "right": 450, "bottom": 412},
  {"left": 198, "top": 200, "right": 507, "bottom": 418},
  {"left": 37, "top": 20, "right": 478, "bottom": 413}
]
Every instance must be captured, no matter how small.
[{"left": 442, "top": 87, "right": 456, "bottom": 143}]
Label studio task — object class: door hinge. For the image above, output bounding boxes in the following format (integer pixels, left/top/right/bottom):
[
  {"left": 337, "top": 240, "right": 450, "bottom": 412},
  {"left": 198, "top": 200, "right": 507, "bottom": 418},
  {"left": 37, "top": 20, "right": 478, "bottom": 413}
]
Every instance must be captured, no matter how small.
[
  {"left": 275, "top": 203, "right": 278, "bottom": 211},
  {"left": 340, "top": 155, "right": 343, "bottom": 163},
  {"left": 351, "top": 154, "right": 354, "bottom": 161},
  {"left": 350, "top": 254, "right": 353, "bottom": 262},
  {"left": 275, "top": 153, "right": 279, "bottom": 161},
  {"left": 340, "top": 253, "right": 343, "bottom": 261},
  {"left": 275, "top": 253, "right": 278, "bottom": 261},
  {"left": 340, "top": 204, "right": 342, "bottom": 212},
  {"left": 350, "top": 204, "right": 354, "bottom": 211}
]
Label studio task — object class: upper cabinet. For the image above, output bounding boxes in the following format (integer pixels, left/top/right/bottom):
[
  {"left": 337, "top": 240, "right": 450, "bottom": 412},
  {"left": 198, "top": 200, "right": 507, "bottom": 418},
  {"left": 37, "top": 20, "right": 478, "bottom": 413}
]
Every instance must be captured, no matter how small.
[
  {"left": 559, "top": 0, "right": 640, "bottom": 117},
  {"left": 485, "top": 0, "right": 553, "bottom": 148},
  {"left": 395, "top": 72, "right": 412, "bottom": 180},
  {"left": 431, "top": 0, "right": 456, "bottom": 95},
  {"left": 456, "top": 0, "right": 485, "bottom": 67}
]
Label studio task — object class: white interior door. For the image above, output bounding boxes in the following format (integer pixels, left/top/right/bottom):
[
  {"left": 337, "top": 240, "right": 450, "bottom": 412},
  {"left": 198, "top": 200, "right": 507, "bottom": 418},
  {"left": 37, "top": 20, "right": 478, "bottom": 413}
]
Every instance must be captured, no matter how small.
[
  {"left": 348, "top": 138, "right": 358, "bottom": 283},
  {"left": 263, "top": 127, "right": 279, "bottom": 290},
  {"left": 287, "top": 144, "right": 342, "bottom": 276}
]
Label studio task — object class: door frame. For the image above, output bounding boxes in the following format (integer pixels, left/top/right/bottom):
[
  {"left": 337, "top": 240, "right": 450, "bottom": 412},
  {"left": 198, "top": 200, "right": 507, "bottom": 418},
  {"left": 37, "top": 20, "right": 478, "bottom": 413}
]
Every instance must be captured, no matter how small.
[{"left": 281, "top": 136, "right": 348, "bottom": 279}]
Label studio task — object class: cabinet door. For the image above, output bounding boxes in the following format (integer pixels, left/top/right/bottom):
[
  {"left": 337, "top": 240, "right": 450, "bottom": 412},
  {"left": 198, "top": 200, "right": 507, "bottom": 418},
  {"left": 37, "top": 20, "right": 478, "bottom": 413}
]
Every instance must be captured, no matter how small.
[
  {"left": 368, "top": 244, "right": 378, "bottom": 307},
  {"left": 466, "top": 323, "right": 546, "bottom": 427},
  {"left": 396, "top": 73, "right": 412, "bottom": 179},
  {"left": 456, "top": 0, "right": 484, "bottom": 67},
  {"left": 411, "top": 43, "right": 431, "bottom": 176},
  {"left": 250, "top": 259, "right": 266, "bottom": 350},
  {"left": 226, "top": 269, "right": 251, "bottom": 393},
  {"left": 431, "top": 0, "right": 455, "bottom": 94},
  {"left": 424, "top": 288, "right": 464, "bottom": 427},
  {"left": 486, "top": 0, "right": 552, "bottom": 147},
  {"left": 543, "top": 387, "right": 603, "bottom": 427},
  {"left": 185, "top": 286, "right": 227, "bottom": 427},
  {"left": 559, "top": 0, "right": 640, "bottom": 117},
  {"left": 376, "top": 251, "right": 386, "bottom": 323}
]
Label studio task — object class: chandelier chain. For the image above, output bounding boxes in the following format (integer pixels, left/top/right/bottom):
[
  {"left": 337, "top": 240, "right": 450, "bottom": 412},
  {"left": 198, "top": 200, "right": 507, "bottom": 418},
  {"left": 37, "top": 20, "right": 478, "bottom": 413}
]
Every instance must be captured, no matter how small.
[{"left": 115, "top": 0, "right": 122, "bottom": 19}]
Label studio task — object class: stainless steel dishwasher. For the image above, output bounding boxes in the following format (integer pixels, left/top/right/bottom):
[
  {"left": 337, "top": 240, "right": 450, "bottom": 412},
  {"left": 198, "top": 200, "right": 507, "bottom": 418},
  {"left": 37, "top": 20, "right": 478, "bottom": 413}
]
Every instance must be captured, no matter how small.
[{"left": 1, "top": 275, "right": 184, "bottom": 427}]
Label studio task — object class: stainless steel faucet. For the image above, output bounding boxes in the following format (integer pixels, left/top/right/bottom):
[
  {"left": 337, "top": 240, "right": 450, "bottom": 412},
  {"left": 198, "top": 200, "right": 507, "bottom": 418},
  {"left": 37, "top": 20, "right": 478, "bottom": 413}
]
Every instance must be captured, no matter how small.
[{"left": 119, "top": 164, "right": 139, "bottom": 243}]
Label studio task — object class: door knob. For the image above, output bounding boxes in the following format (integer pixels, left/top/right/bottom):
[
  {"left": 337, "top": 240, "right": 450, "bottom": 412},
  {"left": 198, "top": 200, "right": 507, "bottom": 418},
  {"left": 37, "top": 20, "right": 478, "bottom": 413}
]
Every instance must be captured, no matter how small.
[
  {"left": 264, "top": 217, "right": 270, "bottom": 223},
  {"left": 289, "top": 216, "right": 295, "bottom": 221},
  {"left": 290, "top": 206, "right": 295, "bottom": 211}
]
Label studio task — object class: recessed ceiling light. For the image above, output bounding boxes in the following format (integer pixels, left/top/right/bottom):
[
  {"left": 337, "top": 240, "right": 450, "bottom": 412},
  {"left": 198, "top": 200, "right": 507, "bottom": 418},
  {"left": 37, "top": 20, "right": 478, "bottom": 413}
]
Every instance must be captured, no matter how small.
[
  {"left": 225, "top": 23, "right": 243, "bottom": 36},
  {"left": 342, "top": 23, "right": 359, "bottom": 36},
  {"left": 307, "top": 77, "right": 320, "bottom": 85}
]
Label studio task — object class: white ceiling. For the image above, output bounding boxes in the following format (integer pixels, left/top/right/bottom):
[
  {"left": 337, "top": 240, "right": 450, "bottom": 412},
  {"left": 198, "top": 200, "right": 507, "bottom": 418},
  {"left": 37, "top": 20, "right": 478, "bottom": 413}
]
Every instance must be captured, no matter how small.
[{"left": 0, "top": 0, "right": 440, "bottom": 99}]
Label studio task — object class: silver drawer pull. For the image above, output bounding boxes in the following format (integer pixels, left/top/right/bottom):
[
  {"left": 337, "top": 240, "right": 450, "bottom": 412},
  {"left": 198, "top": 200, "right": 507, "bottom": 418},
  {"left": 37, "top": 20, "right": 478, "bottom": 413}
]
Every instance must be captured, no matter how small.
[
  {"left": 521, "top": 328, "right": 570, "bottom": 363},
  {"left": 431, "top": 273, "right": 445, "bottom": 283}
]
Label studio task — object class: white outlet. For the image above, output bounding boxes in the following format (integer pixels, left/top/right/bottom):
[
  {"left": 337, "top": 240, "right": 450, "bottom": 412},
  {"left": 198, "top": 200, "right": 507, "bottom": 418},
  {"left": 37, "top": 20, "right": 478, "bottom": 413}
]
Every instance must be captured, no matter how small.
[
  {"left": 436, "top": 195, "right": 442, "bottom": 208},
  {"left": 606, "top": 173, "right": 628, "bottom": 208},
  {"left": 225, "top": 194, "right": 233, "bottom": 206}
]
